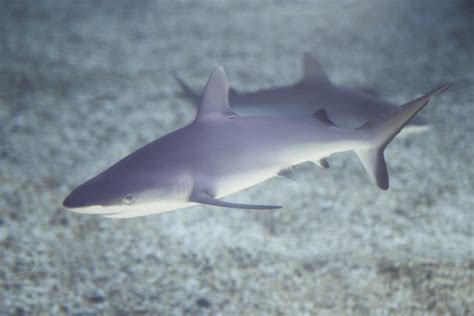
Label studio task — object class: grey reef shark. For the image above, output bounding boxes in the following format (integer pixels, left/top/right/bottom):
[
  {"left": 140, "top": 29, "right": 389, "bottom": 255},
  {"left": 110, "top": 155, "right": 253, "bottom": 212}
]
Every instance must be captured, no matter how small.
[
  {"left": 173, "top": 52, "right": 430, "bottom": 135},
  {"left": 63, "top": 66, "right": 448, "bottom": 218}
]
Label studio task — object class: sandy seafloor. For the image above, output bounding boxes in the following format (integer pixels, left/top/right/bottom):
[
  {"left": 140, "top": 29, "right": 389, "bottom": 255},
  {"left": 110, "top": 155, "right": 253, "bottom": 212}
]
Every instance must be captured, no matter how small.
[{"left": 0, "top": 0, "right": 473, "bottom": 315}]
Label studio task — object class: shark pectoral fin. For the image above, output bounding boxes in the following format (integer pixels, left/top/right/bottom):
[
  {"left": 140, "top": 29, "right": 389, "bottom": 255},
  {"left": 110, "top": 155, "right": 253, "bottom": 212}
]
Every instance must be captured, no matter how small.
[
  {"left": 190, "top": 192, "right": 282, "bottom": 210},
  {"left": 277, "top": 167, "right": 297, "bottom": 182},
  {"left": 195, "top": 66, "right": 236, "bottom": 120},
  {"left": 302, "top": 52, "right": 331, "bottom": 84},
  {"left": 312, "top": 109, "right": 339, "bottom": 127}
]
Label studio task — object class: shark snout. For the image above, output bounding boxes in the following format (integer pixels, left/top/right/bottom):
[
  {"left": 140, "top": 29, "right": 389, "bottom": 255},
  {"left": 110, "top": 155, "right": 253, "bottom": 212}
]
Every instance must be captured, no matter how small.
[
  {"left": 63, "top": 175, "right": 128, "bottom": 210},
  {"left": 63, "top": 180, "right": 105, "bottom": 209},
  {"left": 63, "top": 187, "right": 91, "bottom": 208}
]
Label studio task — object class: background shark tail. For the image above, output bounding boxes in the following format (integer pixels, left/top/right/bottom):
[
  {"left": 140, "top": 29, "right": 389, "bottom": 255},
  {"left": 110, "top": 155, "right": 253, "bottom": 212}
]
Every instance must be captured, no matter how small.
[
  {"left": 355, "top": 84, "right": 450, "bottom": 190},
  {"left": 171, "top": 70, "right": 201, "bottom": 106}
]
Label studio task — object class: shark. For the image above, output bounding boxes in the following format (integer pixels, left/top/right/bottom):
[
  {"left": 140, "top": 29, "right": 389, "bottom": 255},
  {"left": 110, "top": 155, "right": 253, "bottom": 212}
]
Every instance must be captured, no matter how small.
[
  {"left": 173, "top": 52, "right": 429, "bottom": 134},
  {"left": 63, "top": 66, "right": 448, "bottom": 218}
]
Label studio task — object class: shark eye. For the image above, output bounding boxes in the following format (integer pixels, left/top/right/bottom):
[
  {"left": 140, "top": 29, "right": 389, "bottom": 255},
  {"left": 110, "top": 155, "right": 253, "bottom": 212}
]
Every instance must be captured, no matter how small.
[{"left": 123, "top": 194, "right": 135, "bottom": 205}]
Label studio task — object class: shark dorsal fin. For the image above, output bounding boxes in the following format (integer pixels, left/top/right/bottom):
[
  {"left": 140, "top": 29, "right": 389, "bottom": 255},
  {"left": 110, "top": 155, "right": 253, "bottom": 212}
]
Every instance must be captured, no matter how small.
[
  {"left": 302, "top": 52, "right": 330, "bottom": 84},
  {"left": 196, "top": 66, "right": 236, "bottom": 121},
  {"left": 312, "top": 109, "right": 338, "bottom": 127}
]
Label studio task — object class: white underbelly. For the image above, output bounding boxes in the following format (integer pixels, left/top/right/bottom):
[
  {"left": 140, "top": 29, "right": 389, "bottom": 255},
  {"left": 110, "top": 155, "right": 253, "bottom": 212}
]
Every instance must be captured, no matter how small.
[
  {"left": 70, "top": 200, "right": 195, "bottom": 218},
  {"left": 103, "top": 201, "right": 196, "bottom": 218},
  {"left": 213, "top": 167, "right": 281, "bottom": 198}
]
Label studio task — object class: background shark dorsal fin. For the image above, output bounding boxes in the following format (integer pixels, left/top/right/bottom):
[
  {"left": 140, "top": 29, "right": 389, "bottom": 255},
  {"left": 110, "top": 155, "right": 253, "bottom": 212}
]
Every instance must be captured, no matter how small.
[
  {"left": 302, "top": 52, "right": 330, "bottom": 84},
  {"left": 196, "top": 66, "right": 236, "bottom": 120}
]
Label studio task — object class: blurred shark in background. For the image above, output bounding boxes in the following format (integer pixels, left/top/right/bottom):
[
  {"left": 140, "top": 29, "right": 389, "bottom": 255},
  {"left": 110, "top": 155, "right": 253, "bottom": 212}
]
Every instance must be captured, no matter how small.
[
  {"left": 173, "top": 52, "right": 430, "bottom": 135},
  {"left": 63, "top": 66, "right": 448, "bottom": 218}
]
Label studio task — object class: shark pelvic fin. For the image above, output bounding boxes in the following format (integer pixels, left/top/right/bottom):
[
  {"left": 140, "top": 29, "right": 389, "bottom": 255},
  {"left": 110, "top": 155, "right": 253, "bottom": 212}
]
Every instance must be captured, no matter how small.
[
  {"left": 312, "top": 109, "right": 338, "bottom": 127},
  {"left": 195, "top": 66, "right": 236, "bottom": 120},
  {"left": 190, "top": 192, "right": 282, "bottom": 210},
  {"left": 302, "top": 52, "right": 330, "bottom": 84},
  {"left": 278, "top": 167, "right": 297, "bottom": 181}
]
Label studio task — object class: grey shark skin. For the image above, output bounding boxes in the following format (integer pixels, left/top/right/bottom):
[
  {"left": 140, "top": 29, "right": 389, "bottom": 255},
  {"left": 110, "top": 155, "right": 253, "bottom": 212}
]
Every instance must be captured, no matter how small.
[
  {"left": 63, "top": 66, "right": 448, "bottom": 218},
  {"left": 173, "top": 53, "right": 429, "bottom": 134}
]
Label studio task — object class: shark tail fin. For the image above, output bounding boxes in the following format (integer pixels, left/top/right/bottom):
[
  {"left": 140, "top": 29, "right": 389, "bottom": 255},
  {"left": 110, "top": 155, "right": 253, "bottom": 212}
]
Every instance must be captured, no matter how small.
[
  {"left": 355, "top": 84, "right": 450, "bottom": 190},
  {"left": 171, "top": 70, "right": 201, "bottom": 106}
]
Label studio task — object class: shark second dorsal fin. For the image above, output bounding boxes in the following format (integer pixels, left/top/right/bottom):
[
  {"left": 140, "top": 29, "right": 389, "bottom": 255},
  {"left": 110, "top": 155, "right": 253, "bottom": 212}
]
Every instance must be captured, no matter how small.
[
  {"left": 312, "top": 109, "right": 338, "bottom": 127},
  {"left": 302, "top": 52, "right": 330, "bottom": 84},
  {"left": 195, "top": 66, "right": 236, "bottom": 121}
]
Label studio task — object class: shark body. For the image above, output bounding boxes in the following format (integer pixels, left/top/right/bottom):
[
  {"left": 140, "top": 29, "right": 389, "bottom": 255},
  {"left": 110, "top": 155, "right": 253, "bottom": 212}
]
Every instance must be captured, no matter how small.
[
  {"left": 174, "top": 53, "right": 429, "bottom": 134},
  {"left": 63, "top": 66, "right": 448, "bottom": 218}
]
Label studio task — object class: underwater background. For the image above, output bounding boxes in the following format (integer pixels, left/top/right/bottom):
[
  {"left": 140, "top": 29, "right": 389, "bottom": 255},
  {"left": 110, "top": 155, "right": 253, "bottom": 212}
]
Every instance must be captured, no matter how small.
[{"left": 1, "top": 0, "right": 473, "bottom": 314}]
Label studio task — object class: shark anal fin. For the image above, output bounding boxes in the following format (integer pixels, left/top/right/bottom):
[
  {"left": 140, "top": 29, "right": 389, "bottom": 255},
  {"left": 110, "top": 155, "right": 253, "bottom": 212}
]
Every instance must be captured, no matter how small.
[
  {"left": 302, "top": 52, "right": 330, "bottom": 84},
  {"left": 277, "top": 167, "right": 297, "bottom": 182},
  {"left": 190, "top": 192, "right": 281, "bottom": 210},
  {"left": 312, "top": 109, "right": 338, "bottom": 127}
]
